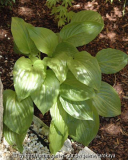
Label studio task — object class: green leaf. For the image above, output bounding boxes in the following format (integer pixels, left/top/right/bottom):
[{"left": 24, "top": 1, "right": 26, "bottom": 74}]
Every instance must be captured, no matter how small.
[
  {"left": 96, "top": 48, "right": 128, "bottom": 74},
  {"left": 67, "top": 51, "right": 101, "bottom": 90},
  {"left": 58, "top": 18, "right": 66, "bottom": 27},
  {"left": 49, "top": 121, "right": 67, "bottom": 155},
  {"left": 62, "top": 0, "right": 72, "bottom": 7},
  {"left": 47, "top": 53, "right": 68, "bottom": 83},
  {"left": 56, "top": 6, "right": 68, "bottom": 16},
  {"left": 56, "top": 33, "right": 62, "bottom": 43},
  {"left": 67, "top": 11, "right": 75, "bottom": 22},
  {"left": 4, "top": 124, "right": 26, "bottom": 153},
  {"left": 60, "top": 21, "right": 103, "bottom": 47},
  {"left": 47, "top": 0, "right": 58, "bottom": 8},
  {"left": 28, "top": 27, "right": 58, "bottom": 57},
  {"left": 67, "top": 106, "right": 99, "bottom": 146},
  {"left": 71, "top": 10, "right": 104, "bottom": 25},
  {"left": 31, "top": 70, "right": 60, "bottom": 115},
  {"left": 92, "top": 81, "right": 121, "bottom": 117},
  {"left": 49, "top": 100, "right": 68, "bottom": 154},
  {"left": 60, "top": 71, "right": 95, "bottom": 101},
  {"left": 13, "top": 57, "right": 46, "bottom": 100},
  {"left": 51, "top": 6, "right": 58, "bottom": 15},
  {"left": 11, "top": 17, "right": 38, "bottom": 55},
  {"left": 13, "top": 42, "right": 25, "bottom": 55},
  {"left": 3, "top": 90, "right": 34, "bottom": 134},
  {"left": 53, "top": 42, "right": 78, "bottom": 57},
  {"left": 60, "top": 96, "right": 94, "bottom": 120},
  {"left": 50, "top": 100, "right": 68, "bottom": 133}
]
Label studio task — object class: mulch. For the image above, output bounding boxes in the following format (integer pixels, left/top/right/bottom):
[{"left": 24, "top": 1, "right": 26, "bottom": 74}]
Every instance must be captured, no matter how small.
[{"left": 0, "top": 0, "right": 128, "bottom": 159}]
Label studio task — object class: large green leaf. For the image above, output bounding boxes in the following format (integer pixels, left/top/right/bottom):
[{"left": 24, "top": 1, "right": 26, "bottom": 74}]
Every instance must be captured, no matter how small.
[
  {"left": 11, "top": 17, "right": 38, "bottom": 55},
  {"left": 3, "top": 124, "right": 26, "bottom": 153},
  {"left": 3, "top": 90, "right": 34, "bottom": 134},
  {"left": 66, "top": 105, "right": 99, "bottom": 146},
  {"left": 49, "top": 100, "right": 68, "bottom": 154},
  {"left": 28, "top": 27, "right": 58, "bottom": 57},
  {"left": 13, "top": 42, "right": 25, "bottom": 55},
  {"left": 13, "top": 57, "right": 46, "bottom": 100},
  {"left": 92, "top": 81, "right": 121, "bottom": 117},
  {"left": 67, "top": 51, "right": 101, "bottom": 90},
  {"left": 60, "top": 21, "right": 103, "bottom": 47},
  {"left": 47, "top": 53, "right": 68, "bottom": 83},
  {"left": 60, "top": 96, "right": 94, "bottom": 120},
  {"left": 31, "top": 70, "right": 60, "bottom": 115},
  {"left": 96, "top": 48, "right": 128, "bottom": 74},
  {"left": 60, "top": 71, "right": 95, "bottom": 101},
  {"left": 53, "top": 42, "right": 78, "bottom": 57},
  {"left": 71, "top": 10, "right": 104, "bottom": 25},
  {"left": 49, "top": 121, "right": 68, "bottom": 155},
  {"left": 50, "top": 100, "right": 68, "bottom": 134}
]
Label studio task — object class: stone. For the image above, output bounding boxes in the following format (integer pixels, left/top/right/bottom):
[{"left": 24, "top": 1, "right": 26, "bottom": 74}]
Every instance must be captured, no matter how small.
[
  {"left": 73, "top": 147, "right": 101, "bottom": 160},
  {"left": 60, "top": 139, "right": 73, "bottom": 153},
  {"left": 0, "top": 78, "right": 3, "bottom": 142}
]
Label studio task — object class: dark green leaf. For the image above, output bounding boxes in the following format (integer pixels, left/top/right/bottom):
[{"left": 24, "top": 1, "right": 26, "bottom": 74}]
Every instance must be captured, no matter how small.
[
  {"left": 71, "top": 10, "right": 104, "bottom": 25},
  {"left": 67, "top": 106, "right": 99, "bottom": 146},
  {"left": 13, "top": 42, "right": 25, "bottom": 55},
  {"left": 96, "top": 48, "right": 128, "bottom": 74},
  {"left": 3, "top": 90, "right": 34, "bottom": 134},
  {"left": 92, "top": 81, "right": 121, "bottom": 117},
  {"left": 53, "top": 42, "right": 78, "bottom": 57},
  {"left": 11, "top": 17, "right": 38, "bottom": 55},
  {"left": 60, "top": 21, "right": 103, "bottom": 47},
  {"left": 28, "top": 27, "right": 58, "bottom": 57},
  {"left": 31, "top": 70, "right": 60, "bottom": 115},
  {"left": 67, "top": 51, "right": 101, "bottom": 90},
  {"left": 60, "top": 96, "right": 94, "bottom": 120}
]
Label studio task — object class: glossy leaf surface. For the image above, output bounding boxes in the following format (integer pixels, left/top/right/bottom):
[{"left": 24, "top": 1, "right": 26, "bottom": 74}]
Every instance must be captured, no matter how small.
[
  {"left": 60, "top": 96, "right": 94, "bottom": 120},
  {"left": 31, "top": 70, "right": 60, "bottom": 115},
  {"left": 67, "top": 106, "right": 99, "bottom": 146},
  {"left": 3, "top": 90, "right": 34, "bottom": 134},
  {"left": 67, "top": 51, "right": 101, "bottom": 90},
  {"left": 4, "top": 124, "right": 26, "bottom": 153},
  {"left": 11, "top": 17, "right": 38, "bottom": 55},
  {"left": 60, "top": 71, "right": 95, "bottom": 101},
  {"left": 92, "top": 81, "right": 121, "bottom": 117},
  {"left": 28, "top": 27, "right": 58, "bottom": 57},
  {"left": 71, "top": 10, "right": 104, "bottom": 25},
  {"left": 60, "top": 21, "right": 103, "bottom": 47},
  {"left": 53, "top": 42, "right": 78, "bottom": 57},
  {"left": 96, "top": 48, "right": 128, "bottom": 74},
  {"left": 47, "top": 53, "right": 68, "bottom": 83},
  {"left": 49, "top": 100, "right": 68, "bottom": 154},
  {"left": 13, "top": 57, "right": 46, "bottom": 100}
]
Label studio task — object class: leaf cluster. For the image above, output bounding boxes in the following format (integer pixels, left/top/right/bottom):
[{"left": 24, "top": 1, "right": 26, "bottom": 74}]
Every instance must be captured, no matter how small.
[
  {"left": 46, "top": 0, "right": 74, "bottom": 27},
  {"left": 0, "top": 0, "right": 15, "bottom": 7},
  {"left": 3, "top": 10, "right": 128, "bottom": 154}
]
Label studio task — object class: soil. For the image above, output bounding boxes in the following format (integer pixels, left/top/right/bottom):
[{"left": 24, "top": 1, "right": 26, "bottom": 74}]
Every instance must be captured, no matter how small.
[{"left": 0, "top": 0, "right": 128, "bottom": 159}]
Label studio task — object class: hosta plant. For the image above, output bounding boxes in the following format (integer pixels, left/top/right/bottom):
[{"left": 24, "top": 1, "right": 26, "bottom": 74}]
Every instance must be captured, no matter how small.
[
  {"left": 46, "top": 0, "right": 75, "bottom": 27},
  {"left": 3, "top": 10, "right": 128, "bottom": 154}
]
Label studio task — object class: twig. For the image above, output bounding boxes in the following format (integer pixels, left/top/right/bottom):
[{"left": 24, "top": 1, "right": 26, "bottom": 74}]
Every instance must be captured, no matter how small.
[
  {"left": 122, "top": 24, "right": 128, "bottom": 28},
  {"left": 123, "top": 96, "right": 128, "bottom": 99}
]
